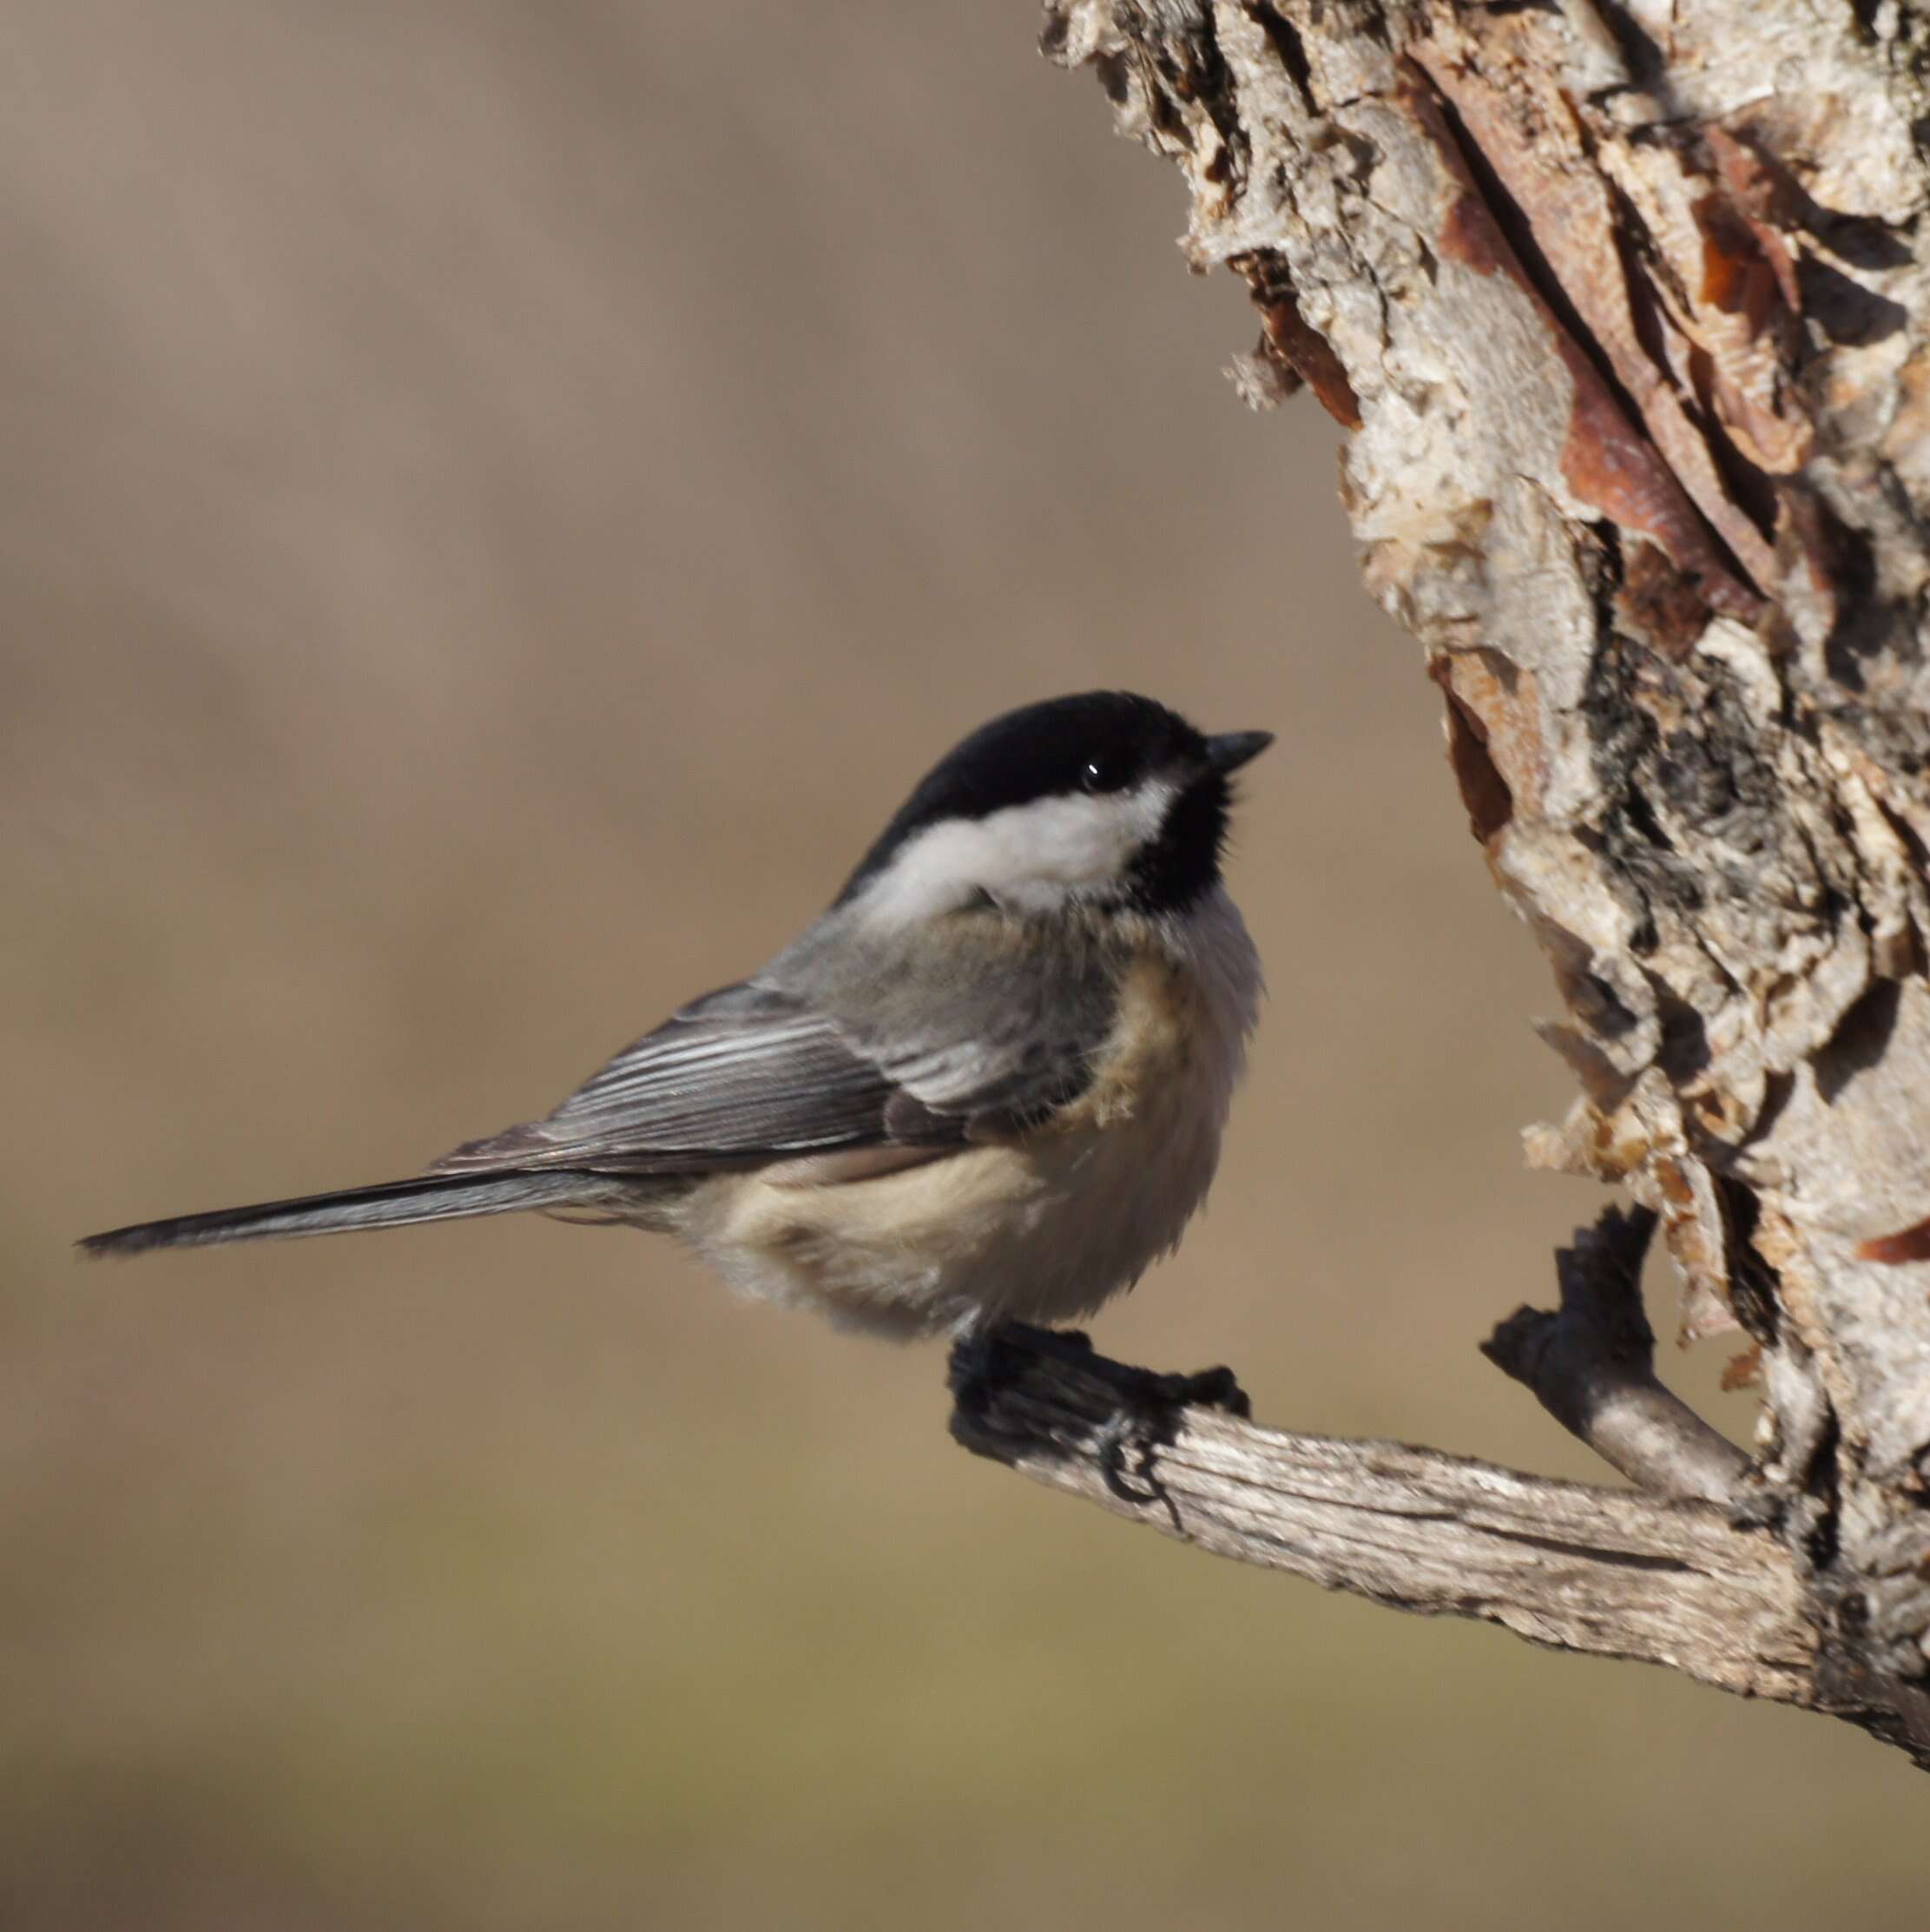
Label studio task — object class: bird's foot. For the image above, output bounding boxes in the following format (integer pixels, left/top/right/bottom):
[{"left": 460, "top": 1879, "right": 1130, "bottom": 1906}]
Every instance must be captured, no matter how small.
[
  {"left": 948, "top": 1318, "right": 1249, "bottom": 1506},
  {"left": 1091, "top": 1360, "right": 1249, "bottom": 1503}
]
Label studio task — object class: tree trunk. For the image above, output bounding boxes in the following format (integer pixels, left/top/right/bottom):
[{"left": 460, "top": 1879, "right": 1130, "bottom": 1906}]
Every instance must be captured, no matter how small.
[{"left": 995, "top": 0, "right": 1930, "bottom": 1763}]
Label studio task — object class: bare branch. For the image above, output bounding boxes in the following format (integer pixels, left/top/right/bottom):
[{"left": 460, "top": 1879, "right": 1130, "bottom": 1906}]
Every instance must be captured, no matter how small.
[
  {"left": 1482, "top": 1206, "right": 1753, "bottom": 1505},
  {"left": 952, "top": 1325, "right": 1807, "bottom": 1695},
  {"left": 948, "top": 1323, "right": 1930, "bottom": 1766}
]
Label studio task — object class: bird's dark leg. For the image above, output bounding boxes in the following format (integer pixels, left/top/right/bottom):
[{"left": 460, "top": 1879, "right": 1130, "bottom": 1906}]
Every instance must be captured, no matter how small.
[
  {"left": 948, "top": 1318, "right": 1248, "bottom": 1503},
  {"left": 947, "top": 1318, "right": 1093, "bottom": 1421}
]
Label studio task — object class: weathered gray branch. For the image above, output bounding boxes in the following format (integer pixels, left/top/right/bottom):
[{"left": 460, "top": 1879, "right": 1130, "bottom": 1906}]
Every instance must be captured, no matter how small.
[
  {"left": 949, "top": 1320, "right": 1930, "bottom": 1765},
  {"left": 1019, "top": 0, "right": 1930, "bottom": 1764}
]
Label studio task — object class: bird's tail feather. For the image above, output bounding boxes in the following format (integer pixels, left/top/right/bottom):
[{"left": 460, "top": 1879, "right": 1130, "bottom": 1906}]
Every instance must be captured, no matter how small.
[{"left": 78, "top": 1170, "right": 625, "bottom": 1258}]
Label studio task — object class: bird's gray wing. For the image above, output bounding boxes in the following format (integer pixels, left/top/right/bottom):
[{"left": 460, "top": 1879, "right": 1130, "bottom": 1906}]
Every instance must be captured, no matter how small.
[
  {"left": 431, "top": 916, "right": 1123, "bottom": 1177},
  {"left": 431, "top": 982, "right": 906, "bottom": 1176},
  {"left": 776, "top": 911, "right": 1126, "bottom": 1137}
]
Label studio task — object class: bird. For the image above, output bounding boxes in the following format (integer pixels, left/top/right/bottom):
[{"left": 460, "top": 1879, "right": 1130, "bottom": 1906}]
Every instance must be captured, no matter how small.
[{"left": 81, "top": 692, "right": 1270, "bottom": 1341}]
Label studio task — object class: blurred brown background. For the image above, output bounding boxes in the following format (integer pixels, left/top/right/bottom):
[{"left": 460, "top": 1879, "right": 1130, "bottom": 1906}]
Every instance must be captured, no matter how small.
[{"left": 3, "top": 3, "right": 1923, "bottom": 1927}]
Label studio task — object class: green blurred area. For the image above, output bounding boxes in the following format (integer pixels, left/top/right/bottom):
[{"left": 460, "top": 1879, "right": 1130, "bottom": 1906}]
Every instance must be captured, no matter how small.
[{"left": 3, "top": 3, "right": 1924, "bottom": 1926}]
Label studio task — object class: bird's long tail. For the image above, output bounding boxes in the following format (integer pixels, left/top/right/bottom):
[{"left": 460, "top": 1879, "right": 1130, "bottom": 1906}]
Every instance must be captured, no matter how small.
[{"left": 78, "top": 1170, "right": 622, "bottom": 1259}]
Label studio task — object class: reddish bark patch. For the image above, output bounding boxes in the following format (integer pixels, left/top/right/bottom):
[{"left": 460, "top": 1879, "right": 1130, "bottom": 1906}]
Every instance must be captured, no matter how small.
[
  {"left": 1233, "top": 254, "right": 1361, "bottom": 429},
  {"left": 1704, "top": 128, "right": 1804, "bottom": 314},
  {"left": 1442, "top": 689, "right": 1514, "bottom": 842},
  {"left": 1557, "top": 351, "right": 1760, "bottom": 620},
  {"left": 1402, "top": 63, "right": 1764, "bottom": 622},
  {"left": 1857, "top": 1218, "right": 1930, "bottom": 1266},
  {"left": 1721, "top": 1343, "right": 1763, "bottom": 1392},
  {"left": 1439, "top": 190, "right": 1505, "bottom": 278},
  {"left": 1696, "top": 195, "right": 1801, "bottom": 339},
  {"left": 1617, "top": 538, "right": 1714, "bottom": 658},
  {"left": 1429, "top": 654, "right": 1524, "bottom": 844}
]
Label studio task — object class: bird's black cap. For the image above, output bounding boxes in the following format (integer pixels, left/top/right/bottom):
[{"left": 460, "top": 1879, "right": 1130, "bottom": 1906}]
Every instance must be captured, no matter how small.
[{"left": 837, "top": 691, "right": 1269, "bottom": 913}]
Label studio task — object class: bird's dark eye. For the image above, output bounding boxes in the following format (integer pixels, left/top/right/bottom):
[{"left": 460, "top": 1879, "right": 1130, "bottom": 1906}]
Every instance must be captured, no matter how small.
[{"left": 1079, "top": 751, "right": 1133, "bottom": 794}]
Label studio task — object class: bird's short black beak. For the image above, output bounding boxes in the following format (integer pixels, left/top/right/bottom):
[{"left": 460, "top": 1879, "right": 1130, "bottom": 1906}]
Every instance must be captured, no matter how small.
[{"left": 1203, "top": 729, "right": 1275, "bottom": 776}]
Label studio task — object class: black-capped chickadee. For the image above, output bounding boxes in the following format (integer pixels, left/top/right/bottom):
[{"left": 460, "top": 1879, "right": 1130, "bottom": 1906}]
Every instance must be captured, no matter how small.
[{"left": 82, "top": 692, "right": 1271, "bottom": 1339}]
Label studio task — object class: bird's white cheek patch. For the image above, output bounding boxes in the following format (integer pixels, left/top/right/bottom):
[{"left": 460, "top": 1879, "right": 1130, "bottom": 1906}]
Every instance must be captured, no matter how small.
[{"left": 860, "top": 782, "right": 1175, "bottom": 920}]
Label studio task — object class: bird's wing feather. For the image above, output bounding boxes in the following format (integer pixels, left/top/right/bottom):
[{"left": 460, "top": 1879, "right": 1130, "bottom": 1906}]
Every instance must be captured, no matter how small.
[
  {"left": 423, "top": 915, "right": 1120, "bottom": 1182},
  {"left": 430, "top": 983, "right": 907, "bottom": 1175},
  {"left": 431, "top": 917, "right": 1124, "bottom": 1178}
]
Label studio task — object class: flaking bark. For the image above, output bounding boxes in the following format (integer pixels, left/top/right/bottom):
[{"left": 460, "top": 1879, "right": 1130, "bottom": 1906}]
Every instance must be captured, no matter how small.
[{"left": 1007, "top": 0, "right": 1930, "bottom": 1760}]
